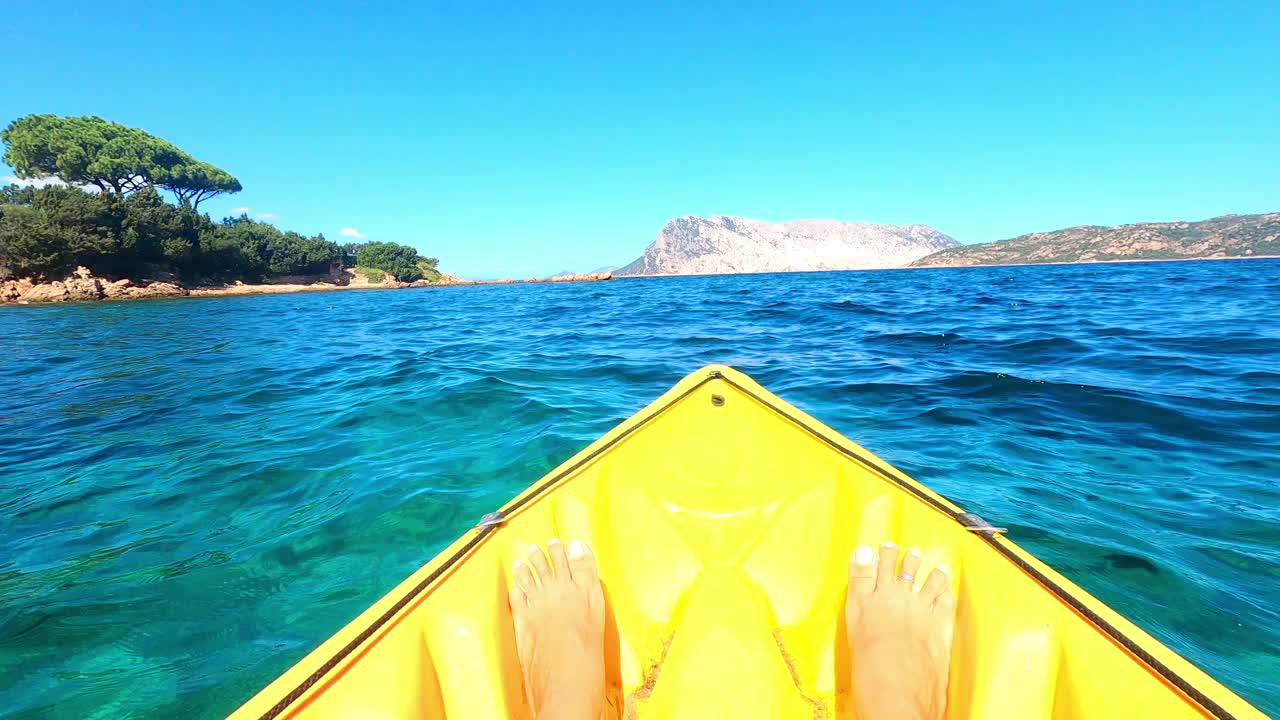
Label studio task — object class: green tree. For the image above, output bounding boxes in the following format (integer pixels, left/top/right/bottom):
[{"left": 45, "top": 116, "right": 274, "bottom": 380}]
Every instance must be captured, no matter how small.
[
  {"left": 266, "top": 231, "right": 307, "bottom": 275},
  {"left": 340, "top": 242, "right": 363, "bottom": 268},
  {"left": 1, "top": 182, "right": 404, "bottom": 282},
  {"left": 1, "top": 183, "right": 35, "bottom": 206},
  {"left": 121, "top": 188, "right": 211, "bottom": 271},
  {"left": 205, "top": 217, "right": 279, "bottom": 279},
  {"left": 158, "top": 160, "right": 242, "bottom": 209},
  {"left": 265, "top": 231, "right": 341, "bottom": 276},
  {"left": 298, "top": 233, "right": 341, "bottom": 274},
  {"left": 28, "top": 185, "right": 127, "bottom": 274},
  {"left": 1, "top": 115, "right": 241, "bottom": 208},
  {"left": 0, "top": 204, "right": 65, "bottom": 279},
  {"left": 356, "top": 241, "right": 425, "bottom": 282}
]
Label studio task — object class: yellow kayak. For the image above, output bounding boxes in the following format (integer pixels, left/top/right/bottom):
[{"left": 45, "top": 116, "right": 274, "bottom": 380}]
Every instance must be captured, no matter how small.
[{"left": 230, "top": 365, "right": 1264, "bottom": 719}]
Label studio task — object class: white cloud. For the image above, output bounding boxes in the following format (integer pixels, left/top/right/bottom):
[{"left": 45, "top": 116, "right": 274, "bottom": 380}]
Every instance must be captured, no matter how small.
[
  {"left": 256, "top": 212, "right": 277, "bottom": 220},
  {"left": 4, "top": 175, "right": 68, "bottom": 189},
  {"left": 230, "top": 206, "right": 250, "bottom": 215},
  {"left": 340, "top": 227, "right": 366, "bottom": 239},
  {"left": 4, "top": 175, "right": 102, "bottom": 193}
]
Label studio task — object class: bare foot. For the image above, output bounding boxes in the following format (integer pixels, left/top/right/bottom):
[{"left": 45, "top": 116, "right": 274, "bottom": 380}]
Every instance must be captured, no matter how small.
[
  {"left": 508, "top": 539, "right": 606, "bottom": 720},
  {"left": 846, "top": 542, "right": 955, "bottom": 720}
]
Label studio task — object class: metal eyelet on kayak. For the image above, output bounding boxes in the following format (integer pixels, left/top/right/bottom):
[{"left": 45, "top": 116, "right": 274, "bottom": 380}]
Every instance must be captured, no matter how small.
[
  {"left": 476, "top": 511, "right": 506, "bottom": 529},
  {"left": 957, "top": 512, "right": 1008, "bottom": 535},
  {"left": 711, "top": 394, "right": 725, "bottom": 407}
]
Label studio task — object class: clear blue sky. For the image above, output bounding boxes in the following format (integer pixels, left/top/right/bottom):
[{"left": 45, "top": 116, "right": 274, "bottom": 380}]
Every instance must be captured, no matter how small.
[{"left": 2, "top": 2, "right": 1277, "bottom": 277}]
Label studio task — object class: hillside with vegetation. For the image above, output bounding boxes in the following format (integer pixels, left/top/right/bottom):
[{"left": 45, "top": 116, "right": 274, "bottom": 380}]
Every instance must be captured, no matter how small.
[
  {"left": 0, "top": 115, "right": 438, "bottom": 294},
  {"left": 911, "top": 213, "right": 1280, "bottom": 268}
]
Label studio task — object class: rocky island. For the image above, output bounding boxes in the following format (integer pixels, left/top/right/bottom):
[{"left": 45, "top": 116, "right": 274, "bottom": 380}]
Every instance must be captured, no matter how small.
[
  {"left": 911, "top": 213, "right": 1280, "bottom": 268},
  {"left": 617, "top": 215, "right": 958, "bottom": 276}
]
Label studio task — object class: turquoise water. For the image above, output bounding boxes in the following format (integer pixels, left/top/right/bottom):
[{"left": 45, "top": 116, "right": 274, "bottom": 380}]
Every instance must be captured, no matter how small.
[{"left": 2, "top": 260, "right": 1279, "bottom": 718}]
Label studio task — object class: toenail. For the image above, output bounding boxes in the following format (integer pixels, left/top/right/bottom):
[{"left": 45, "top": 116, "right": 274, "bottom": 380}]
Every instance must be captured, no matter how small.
[
  {"left": 881, "top": 541, "right": 897, "bottom": 549},
  {"left": 528, "top": 545, "right": 540, "bottom": 554},
  {"left": 568, "top": 540, "right": 587, "bottom": 559},
  {"left": 908, "top": 548, "right": 921, "bottom": 557},
  {"left": 854, "top": 546, "right": 874, "bottom": 565},
  {"left": 513, "top": 560, "right": 525, "bottom": 569},
  {"left": 938, "top": 564, "right": 951, "bottom": 576},
  {"left": 548, "top": 538, "right": 562, "bottom": 546}
]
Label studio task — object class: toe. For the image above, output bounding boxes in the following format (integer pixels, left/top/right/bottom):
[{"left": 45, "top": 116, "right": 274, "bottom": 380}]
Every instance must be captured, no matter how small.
[
  {"left": 567, "top": 539, "right": 599, "bottom": 589},
  {"left": 526, "top": 544, "right": 551, "bottom": 581},
  {"left": 898, "top": 548, "right": 923, "bottom": 589},
  {"left": 546, "top": 538, "right": 569, "bottom": 577},
  {"left": 848, "top": 545, "right": 877, "bottom": 600},
  {"left": 510, "top": 560, "right": 536, "bottom": 606},
  {"left": 876, "top": 542, "right": 899, "bottom": 588},
  {"left": 506, "top": 579, "right": 525, "bottom": 612},
  {"left": 921, "top": 565, "right": 951, "bottom": 603},
  {"left": 933, "top": 585, "right": 956, "bottom": 616}
]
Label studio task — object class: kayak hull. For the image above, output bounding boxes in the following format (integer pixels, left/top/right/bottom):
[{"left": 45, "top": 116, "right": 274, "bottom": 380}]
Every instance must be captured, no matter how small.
[{"left": 230, "top": 365, "right": 1264, "bottom": 719}]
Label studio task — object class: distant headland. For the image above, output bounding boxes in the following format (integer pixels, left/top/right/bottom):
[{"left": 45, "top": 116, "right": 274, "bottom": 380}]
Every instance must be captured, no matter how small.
[
  {"left": 615, "top": 213, "right": 1279, "bottom": 276},
  {"left": 909, "top": 212, "right": 1280, "bottom": 268}
]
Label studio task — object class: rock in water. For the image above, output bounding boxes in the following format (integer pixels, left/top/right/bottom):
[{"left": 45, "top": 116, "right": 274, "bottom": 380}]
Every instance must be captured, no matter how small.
[
  {"left": 616, "top": 215, "right": 958, "bottom": 276},
  {"left": 8, "top": 271, "right": 112, "bottom": 303},
  {"left": 547, "top": 272, "right": 612, "bottom": 282},
  {"left": 128, "top": 282, "right": 188, "bottom": 299},
  {"left": 65, "top": 277, "right": 104, "bottom": 301},
  {"left": 1, "top": 279, "right": 35, "bottom": 301},
  {"left": 102, "top": 279, "right": 133, "bottom": 299},
  {"left": 20, "top": 282, "right": 71, "bottom": 303}
]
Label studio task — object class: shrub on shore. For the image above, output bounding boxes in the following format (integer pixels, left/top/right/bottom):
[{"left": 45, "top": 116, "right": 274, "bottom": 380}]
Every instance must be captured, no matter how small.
[
  {"left": 0, "top": 184, "right": 341, "bottom": 281},
  {"left": 354, "top": 266, "right": 385, "bottom": 283},
  {"left": 347, "top": 241, "right": 437, "bottom": 283}
]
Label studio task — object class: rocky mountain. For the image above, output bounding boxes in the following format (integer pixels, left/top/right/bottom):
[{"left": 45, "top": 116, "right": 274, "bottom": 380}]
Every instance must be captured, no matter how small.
[
  {"left": 912, "top": 213, "right": 1280, "bottom": 268},
  {"left": 617, "top": 215, "right": 958, "bottom": 276}
]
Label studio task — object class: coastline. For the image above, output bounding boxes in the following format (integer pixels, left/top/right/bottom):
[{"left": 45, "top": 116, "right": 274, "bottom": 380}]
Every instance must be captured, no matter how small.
[
  {"left": 0, "top": 269, "right": 614, "bottom": 306},
  {"left": 5, "top": 253, "right": 1276, "bottom": 304},
  {"left": 189, "top": 271, "right": 616, "bottom": 297},
  {"left": 613, "top": 253, "right": 1280, "bottom": 279},
  {"left": 905, "top": 253, "right": 1280, "bottom": 271}
]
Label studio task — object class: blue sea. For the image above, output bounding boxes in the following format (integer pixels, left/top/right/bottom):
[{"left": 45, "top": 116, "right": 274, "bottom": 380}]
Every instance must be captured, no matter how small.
[{"left": 2, "top": 259, "right": 1278, "bottom": 718}]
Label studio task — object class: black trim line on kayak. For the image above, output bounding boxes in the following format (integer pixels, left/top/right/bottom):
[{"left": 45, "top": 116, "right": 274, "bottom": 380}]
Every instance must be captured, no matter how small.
[
  {"left": 255, "top": 374, "right": 714, "bottom": 720},
  {"left": 258, "top": 368, "right": 1236, "bottom": 720},
  {"left": 256, "top": 525, "right": 495, "bottom": 720},
  {"left": 494, "top": 374, "right": 713, "bottom": 520},
  {"left": 714, "top": 371, "right": 1238, "bottom": 720}
]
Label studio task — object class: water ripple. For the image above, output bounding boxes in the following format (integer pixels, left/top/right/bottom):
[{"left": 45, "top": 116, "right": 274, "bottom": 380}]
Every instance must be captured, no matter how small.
[{"left": 1, "top": 259, "right": 1278, "bottom": 716}]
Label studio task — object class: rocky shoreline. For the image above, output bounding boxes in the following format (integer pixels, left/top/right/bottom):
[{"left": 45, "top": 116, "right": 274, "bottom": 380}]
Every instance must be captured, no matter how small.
[{"left": 0, "top": 268, "right": 614, "bottom": 305}]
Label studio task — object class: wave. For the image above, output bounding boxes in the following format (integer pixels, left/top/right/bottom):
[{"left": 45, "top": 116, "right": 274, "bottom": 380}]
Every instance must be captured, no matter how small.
[{"left": 1, "top": 258, "right": 1278, "bottom": 716}]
